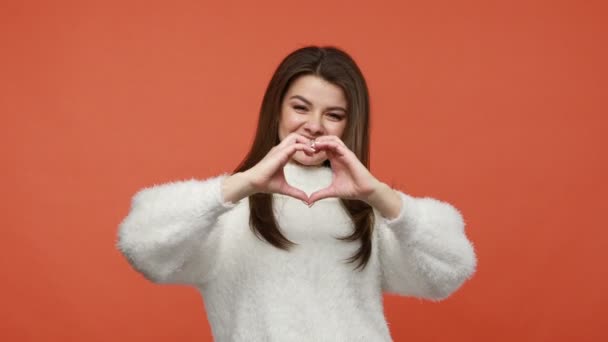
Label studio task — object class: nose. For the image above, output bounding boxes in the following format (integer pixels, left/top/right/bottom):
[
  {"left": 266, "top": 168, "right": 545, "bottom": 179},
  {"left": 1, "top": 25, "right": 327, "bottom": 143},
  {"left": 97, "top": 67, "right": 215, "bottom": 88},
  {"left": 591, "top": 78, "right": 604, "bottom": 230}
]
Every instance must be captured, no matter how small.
[{"left": 303, "top": 113, "right": 324, "bottom": 137}]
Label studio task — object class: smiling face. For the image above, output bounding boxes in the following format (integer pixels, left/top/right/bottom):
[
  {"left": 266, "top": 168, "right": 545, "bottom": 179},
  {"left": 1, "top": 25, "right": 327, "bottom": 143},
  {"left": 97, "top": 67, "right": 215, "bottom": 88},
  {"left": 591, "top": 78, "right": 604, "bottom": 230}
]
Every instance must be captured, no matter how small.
[{"left": 278, "top": 74, "right": 348, "bottom": 166}]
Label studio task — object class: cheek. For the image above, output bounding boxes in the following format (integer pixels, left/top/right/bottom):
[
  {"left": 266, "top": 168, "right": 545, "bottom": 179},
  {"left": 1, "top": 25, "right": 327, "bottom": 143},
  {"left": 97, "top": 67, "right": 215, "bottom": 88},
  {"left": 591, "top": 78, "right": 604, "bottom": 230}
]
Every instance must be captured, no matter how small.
[
  {"left": 278, "top": 118, "right": 286, "bottom": 139},
  {"left": 278, "top": 110, "right": 291, "bottom": 140},
  {"left": 329, "top": 121, "right": 348, "bottom": 138},
  {"left": 280, "top": 110, "right": 303, "bottom": 131}
]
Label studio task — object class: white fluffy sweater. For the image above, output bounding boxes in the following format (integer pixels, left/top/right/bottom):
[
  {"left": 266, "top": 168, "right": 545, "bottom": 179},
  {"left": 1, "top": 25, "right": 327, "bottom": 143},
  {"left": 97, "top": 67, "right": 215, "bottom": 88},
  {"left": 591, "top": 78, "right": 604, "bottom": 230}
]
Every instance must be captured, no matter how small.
[{"left": 117, "top": 162, "right": 477, "bottom": 341}]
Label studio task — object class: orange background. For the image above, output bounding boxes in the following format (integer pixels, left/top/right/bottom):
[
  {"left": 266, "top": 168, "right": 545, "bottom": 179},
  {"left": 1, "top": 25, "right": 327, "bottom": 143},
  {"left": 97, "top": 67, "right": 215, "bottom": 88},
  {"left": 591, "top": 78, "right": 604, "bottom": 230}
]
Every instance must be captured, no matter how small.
[{"left": 2, "top": 0, "right": 607, "bottom": 341}]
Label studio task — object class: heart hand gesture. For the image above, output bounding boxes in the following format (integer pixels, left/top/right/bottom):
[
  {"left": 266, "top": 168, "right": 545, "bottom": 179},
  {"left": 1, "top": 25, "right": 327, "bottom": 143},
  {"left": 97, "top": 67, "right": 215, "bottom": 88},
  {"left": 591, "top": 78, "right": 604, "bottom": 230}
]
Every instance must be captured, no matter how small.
[
  {"left": 231, "top": 134, "right": 381, "bottom": 207},
  {"left": 243, "top": 133, "right": 316, "bottom": 203},
  {"left": 307, "top": 135, "right": 381, "bottom": 206}
]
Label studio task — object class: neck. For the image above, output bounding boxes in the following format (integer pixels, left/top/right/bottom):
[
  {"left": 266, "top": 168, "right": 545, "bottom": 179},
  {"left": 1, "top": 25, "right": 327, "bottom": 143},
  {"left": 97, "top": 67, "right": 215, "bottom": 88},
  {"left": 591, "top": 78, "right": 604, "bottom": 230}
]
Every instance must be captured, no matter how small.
[{"left": 283, "top": 160, "right": 332, "bottom": 195}]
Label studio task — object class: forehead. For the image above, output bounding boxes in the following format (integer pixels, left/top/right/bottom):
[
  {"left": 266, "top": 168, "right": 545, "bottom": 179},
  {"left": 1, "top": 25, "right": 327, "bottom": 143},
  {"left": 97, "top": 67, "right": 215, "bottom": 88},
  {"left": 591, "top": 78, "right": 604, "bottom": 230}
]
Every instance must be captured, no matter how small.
[{"left": 284, "top": 75, "right": 347, "bottom": 107}]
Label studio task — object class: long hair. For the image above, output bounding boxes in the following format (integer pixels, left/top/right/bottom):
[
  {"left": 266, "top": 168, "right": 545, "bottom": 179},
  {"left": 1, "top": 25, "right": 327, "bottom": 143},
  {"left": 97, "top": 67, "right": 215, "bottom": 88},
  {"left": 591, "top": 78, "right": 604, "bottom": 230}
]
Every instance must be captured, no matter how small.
[{"left": 233, "top": 46, "right": 374, "bottom": 270}]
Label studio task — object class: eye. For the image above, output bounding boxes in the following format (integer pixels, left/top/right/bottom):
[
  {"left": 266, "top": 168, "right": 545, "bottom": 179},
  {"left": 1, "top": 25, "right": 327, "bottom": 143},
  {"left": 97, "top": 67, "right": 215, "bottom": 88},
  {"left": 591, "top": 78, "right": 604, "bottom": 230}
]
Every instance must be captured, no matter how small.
[
  {"left": 327, "top": 113, "right": 344, "bottom": 121},
  {"left": 293, "top": 105, "right": 307, "bottom": 112}
]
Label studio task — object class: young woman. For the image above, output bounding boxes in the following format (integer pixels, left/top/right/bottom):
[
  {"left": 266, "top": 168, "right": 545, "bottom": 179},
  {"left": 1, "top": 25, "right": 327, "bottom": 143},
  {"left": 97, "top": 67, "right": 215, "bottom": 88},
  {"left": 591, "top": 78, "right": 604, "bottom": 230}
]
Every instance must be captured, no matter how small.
[{"left": 117, "top": 46, "right": 477, "bottom": 341}]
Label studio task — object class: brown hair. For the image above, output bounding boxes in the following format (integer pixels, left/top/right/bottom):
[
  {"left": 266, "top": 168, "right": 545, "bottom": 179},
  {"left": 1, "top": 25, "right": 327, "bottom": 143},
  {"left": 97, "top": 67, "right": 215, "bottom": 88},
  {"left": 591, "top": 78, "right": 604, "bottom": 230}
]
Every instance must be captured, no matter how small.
[{"left": 233, "top": 45, "right": 374, "bottom": 270}]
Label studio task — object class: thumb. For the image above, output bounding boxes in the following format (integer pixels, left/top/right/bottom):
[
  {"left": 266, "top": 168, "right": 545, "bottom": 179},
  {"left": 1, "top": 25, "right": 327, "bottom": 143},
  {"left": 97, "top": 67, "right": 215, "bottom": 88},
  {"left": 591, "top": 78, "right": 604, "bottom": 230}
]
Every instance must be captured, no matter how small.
[
  {"left": 280, "top": 185, "right": 310, "bottom": 204},
  {"left": 308, "top": 186, "right": 336, "bottom": 206}
]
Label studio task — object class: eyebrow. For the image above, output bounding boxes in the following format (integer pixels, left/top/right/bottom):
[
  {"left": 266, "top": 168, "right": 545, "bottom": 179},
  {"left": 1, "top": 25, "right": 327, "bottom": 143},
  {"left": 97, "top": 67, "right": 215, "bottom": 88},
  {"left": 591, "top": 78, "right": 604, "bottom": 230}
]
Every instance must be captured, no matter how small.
[{"left": 289, "top": 95, "right": 347, "bottom": 112}]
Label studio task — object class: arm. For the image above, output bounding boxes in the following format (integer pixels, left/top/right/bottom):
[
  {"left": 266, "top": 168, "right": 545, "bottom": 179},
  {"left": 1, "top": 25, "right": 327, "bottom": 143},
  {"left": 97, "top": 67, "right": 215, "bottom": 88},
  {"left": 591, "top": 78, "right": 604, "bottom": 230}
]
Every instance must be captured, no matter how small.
[
  {"left": 116, "top": 173, "right": 245, "bottom": 286},
  {"left": 304, "top": 136, "right": 476, "bottom": 299},
  {"left": 116, "top": 133, "right": 320, "bottom": 286},
  {"left": 371, "top": 188, "right": 477, "bottom": 301}
]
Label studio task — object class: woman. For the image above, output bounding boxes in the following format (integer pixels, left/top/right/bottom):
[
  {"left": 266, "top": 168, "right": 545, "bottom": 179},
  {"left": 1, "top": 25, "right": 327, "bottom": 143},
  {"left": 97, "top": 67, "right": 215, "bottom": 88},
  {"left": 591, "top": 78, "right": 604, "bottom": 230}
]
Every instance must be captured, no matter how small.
[{"left": 117, "top": 46, "right": 477, "bottom": 341}]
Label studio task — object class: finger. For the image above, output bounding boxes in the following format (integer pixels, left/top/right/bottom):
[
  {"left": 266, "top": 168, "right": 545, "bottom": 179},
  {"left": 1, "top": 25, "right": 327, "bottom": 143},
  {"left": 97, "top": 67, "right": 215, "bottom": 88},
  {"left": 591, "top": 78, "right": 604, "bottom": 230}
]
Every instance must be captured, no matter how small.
[
  {"left": 280, "top": 185, "right": 310, "bottom": 204},
  {"left": 308, "top": 186, "right": 337, "bottom": 205},
  {"left": 315, "top": 135, "right": 347, "bottom": 147},
  {"left": 278, "top": 133, "right": 315, "bottom": 149},
  {"left": 270, "top": 137, "right": 311, "bottom": 158},
  {"left": 283, "top": 142, "right": 316, "bottom": 158},
  {"left": 262, "top": 144, "right": 314, "bottom": 179},
  {"left": 292, "top": 133, "right": 316, "bottom": 145},
  {"left": 309, "top": 141, "right": 345, "bottom": 156},
  {"left": 271, "top": 141, "right": 312, "bottom": 158}
]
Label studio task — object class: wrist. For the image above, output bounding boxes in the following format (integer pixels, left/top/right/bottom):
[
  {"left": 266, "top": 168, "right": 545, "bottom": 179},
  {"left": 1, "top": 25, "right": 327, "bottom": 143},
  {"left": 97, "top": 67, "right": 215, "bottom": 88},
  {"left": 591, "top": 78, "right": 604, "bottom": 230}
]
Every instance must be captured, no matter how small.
[
  {"left": 363, "top": 180, "right": 390, "bottom": 206},
  {"left": 363, "top": 181, "right": 402, "bottom": 220},
  {"left": 221, "top": 171, "right": 257, "bottom": 204}
]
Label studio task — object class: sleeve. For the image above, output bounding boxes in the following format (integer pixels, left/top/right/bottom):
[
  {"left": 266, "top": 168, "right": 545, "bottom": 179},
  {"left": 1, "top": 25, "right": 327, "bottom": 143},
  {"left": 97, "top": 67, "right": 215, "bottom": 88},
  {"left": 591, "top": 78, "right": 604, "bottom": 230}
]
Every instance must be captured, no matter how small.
[
  {"left": 376, "top": 191, "right": 477, "bottom": 301},
  {"left": 116, "top": 173, "right": 239, "bottom": 286}
]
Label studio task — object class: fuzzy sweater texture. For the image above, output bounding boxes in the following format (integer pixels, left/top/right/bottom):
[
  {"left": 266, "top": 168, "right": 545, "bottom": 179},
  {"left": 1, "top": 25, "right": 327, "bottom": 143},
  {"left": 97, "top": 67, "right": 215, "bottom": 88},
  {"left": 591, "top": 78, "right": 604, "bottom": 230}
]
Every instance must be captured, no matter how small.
[{"left": 116, "top": 162, "right": 477, "bottom": 342}]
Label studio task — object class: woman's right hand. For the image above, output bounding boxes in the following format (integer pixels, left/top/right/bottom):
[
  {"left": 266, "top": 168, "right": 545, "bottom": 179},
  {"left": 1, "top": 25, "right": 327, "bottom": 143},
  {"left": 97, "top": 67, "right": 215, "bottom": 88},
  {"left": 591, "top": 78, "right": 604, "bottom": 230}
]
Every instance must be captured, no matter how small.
[{"left": 221, "top": 133, "right": 316, "bottom": 204}]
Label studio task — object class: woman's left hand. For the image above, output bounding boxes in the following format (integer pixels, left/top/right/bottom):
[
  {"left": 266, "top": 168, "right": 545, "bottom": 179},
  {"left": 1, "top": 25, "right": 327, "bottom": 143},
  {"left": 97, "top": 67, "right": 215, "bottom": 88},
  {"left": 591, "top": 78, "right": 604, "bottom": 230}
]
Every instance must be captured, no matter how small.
[{"left": 307, "top": 135, "right": 381, "bottom": 206}]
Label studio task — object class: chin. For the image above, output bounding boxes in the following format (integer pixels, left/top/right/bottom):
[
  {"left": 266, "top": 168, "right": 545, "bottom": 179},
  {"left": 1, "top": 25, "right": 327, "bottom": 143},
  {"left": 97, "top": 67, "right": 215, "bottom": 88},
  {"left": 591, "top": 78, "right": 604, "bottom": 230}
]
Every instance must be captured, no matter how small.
[{"left": 292, "top": 151, "right": 327, "bottom": 166}]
